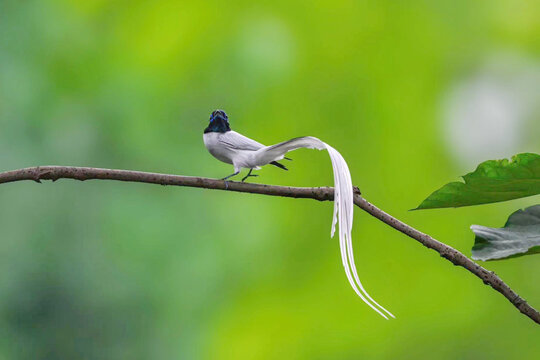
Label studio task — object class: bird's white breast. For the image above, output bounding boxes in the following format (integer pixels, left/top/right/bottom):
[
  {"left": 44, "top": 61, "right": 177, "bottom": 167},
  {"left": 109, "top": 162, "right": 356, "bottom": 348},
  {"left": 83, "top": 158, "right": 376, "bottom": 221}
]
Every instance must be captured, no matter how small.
[{"left": 203, "top": 132, "right": 234, "bottom": 164}]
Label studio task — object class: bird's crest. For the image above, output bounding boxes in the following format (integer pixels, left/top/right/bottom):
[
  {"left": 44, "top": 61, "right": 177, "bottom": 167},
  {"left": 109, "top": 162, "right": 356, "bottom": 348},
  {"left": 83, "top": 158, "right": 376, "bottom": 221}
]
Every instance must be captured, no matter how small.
[{"left": 210, "top": 110, "right": 228, "bottom": 123}]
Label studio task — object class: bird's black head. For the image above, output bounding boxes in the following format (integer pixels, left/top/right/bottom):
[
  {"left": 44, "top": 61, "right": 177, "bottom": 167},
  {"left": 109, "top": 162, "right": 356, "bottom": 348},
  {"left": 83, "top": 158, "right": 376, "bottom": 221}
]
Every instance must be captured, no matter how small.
[{"left": 204, "top": 110, "right": 231, "bottom": 134}]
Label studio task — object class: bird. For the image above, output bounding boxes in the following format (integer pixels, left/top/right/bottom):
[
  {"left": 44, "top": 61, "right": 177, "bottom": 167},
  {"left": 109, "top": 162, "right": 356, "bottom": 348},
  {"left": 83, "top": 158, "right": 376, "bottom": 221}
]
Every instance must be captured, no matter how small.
[
  {"left": 203, "top": 109, "right": 394, "bottom": 319},
  {"left": 203, "top": 110, "right": 290, "bottom": 182}
]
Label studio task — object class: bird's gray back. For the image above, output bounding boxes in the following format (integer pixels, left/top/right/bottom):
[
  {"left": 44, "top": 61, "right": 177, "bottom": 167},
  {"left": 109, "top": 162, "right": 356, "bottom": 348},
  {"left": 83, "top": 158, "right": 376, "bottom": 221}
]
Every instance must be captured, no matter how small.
[{"left": 218, "top": 131, "right": 265, "bottom": 151}]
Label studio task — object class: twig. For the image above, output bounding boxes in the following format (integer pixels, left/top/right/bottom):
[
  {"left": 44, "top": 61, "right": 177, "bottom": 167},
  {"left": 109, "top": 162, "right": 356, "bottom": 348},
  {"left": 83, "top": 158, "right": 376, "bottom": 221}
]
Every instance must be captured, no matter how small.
[{"left": 0, "top": 165, "right": 538, "bottom": 324}]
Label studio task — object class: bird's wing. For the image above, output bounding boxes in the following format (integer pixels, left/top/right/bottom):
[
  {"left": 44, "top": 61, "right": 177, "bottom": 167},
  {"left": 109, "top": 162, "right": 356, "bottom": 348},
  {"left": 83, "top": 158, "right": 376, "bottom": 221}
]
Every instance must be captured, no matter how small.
[{"left": 218, "top": 131, "right": 265, "bottom": 151}]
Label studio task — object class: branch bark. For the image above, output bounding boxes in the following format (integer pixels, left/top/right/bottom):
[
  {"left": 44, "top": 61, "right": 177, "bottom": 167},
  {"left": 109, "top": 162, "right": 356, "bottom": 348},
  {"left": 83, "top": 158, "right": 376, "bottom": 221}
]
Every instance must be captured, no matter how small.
[{"left": 1, "top": 165, "right": 538, "bottom": 324}]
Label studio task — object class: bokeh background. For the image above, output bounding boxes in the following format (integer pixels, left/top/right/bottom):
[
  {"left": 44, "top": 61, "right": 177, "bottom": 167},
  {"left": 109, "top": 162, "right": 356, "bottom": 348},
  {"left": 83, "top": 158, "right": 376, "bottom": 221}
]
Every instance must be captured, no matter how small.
[{"left": 0, "top": 0, "right": 539, "bottom": 359}]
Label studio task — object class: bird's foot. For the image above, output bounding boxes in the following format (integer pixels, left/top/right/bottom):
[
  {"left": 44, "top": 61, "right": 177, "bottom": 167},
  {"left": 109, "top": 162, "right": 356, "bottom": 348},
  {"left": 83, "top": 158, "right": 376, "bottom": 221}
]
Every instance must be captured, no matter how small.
[
  {"left": 241, "top": 174, "right": 259, "bottom": 182},
  {"left": 220, "top": 171, "right": 240, "bottom": 181}
]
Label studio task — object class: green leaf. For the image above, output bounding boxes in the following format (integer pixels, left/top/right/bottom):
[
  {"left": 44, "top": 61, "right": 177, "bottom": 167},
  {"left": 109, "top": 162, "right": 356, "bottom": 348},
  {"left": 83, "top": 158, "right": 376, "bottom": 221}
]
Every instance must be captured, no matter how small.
[
  {"left": 415, "top": 153, "right": 540, "bottom": 209},
  {"left": 471, "top": 205, "right": 540, "bottom": 261}
]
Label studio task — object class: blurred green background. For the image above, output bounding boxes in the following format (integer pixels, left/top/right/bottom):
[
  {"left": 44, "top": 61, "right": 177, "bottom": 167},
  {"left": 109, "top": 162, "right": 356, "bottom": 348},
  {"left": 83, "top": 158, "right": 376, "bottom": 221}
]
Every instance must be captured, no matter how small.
[{"left": 0, "top": 0, "right": 539, "bottom": 359}]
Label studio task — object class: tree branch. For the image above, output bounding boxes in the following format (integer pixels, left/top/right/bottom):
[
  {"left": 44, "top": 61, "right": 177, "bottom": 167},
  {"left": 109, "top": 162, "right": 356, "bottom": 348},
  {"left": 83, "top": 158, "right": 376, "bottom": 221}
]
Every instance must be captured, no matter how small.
[{"left": 1, "top": 165, "right": 538, "bottom": 324}]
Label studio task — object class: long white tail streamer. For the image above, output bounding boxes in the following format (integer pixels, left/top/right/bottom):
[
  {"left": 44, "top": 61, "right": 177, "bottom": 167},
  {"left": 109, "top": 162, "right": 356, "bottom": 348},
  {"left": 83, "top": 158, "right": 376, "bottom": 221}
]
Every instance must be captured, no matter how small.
[{"left": 253, "top": 137, "right": 395, "bottom": 319}]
